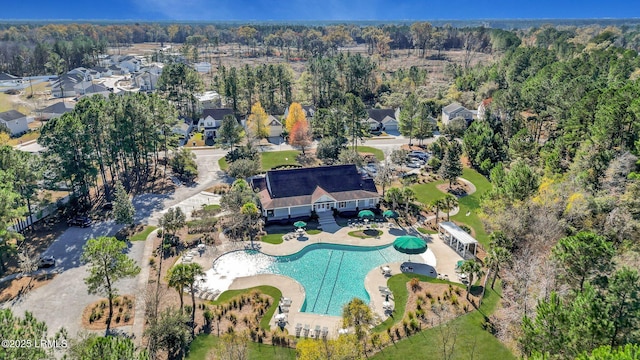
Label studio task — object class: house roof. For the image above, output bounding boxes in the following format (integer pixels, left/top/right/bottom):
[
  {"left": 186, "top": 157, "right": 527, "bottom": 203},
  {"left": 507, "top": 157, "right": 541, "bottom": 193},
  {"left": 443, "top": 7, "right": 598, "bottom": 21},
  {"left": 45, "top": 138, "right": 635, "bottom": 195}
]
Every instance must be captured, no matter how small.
[
  {"left": 92, "top": 66, "right": 109, "bottom": 73},
  {"left": 254, "top": 165, "right": 379, "bottom": 209},
  {"left": 302, "top": 105, "right": 315, "bottom": 116},
  {"left": 366, "top": 109, "right": 396, "bottom": 123},
  {"left": 0, "top": 73, "right": 19, "bottom": 81},
  {"left": 267, "top": 115, "right": 281, "bottom": 126},
  {"left": 443, "top": 102, "right": 466, "bottom": 114},
  {"left": 39, "top": 101, "right": 74, "bottom": 114},
  {"left": 202, "top": 108, "right": 236, "bottom": 121},
  {"left": 0, "top": 110, "right": 26, "bottom": 121},
  {"left": 52, "top": 73, "right": 86, "bottom": 90}
]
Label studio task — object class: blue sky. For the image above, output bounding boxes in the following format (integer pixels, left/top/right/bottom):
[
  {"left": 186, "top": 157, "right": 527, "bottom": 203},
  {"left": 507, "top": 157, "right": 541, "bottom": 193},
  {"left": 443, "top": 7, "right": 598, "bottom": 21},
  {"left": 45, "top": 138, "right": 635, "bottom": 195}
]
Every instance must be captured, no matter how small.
[{"left": 2, "top": 0, "right": 639, "bottom": 21}]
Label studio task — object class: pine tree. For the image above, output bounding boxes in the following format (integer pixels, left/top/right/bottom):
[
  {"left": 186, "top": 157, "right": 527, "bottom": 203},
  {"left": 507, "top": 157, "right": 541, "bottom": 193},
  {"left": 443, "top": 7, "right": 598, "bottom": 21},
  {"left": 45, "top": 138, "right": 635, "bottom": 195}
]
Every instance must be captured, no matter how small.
[
  {"left": 439, "top": 141, "right": 463, "bottom": 189},
  {"left": 113, "top": 180, "right": 135, "bottom": 225}
]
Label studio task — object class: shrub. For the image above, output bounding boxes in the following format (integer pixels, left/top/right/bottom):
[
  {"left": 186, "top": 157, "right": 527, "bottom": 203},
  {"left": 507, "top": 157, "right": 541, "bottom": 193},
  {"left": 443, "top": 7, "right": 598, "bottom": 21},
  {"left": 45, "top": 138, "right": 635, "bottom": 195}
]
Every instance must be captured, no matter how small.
[
  {"left": 409, "top": 278, "right": 421, "bottom": 292},
  {"left": 124, "top": 313, "right": 131, "bottom": 322},
  {"left": 115, "top": 316, "right": 121, "bottom": 323},
  {"left": 148, "top": 257, "right": 156, "bottom": 266}
]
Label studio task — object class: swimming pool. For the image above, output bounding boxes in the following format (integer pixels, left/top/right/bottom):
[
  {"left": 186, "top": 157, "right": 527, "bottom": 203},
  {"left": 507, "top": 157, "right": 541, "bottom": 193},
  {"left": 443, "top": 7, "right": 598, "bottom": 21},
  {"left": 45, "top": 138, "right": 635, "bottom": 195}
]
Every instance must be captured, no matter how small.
[{"left": 210, "top": 243, "right": 434, "bottom": 316}]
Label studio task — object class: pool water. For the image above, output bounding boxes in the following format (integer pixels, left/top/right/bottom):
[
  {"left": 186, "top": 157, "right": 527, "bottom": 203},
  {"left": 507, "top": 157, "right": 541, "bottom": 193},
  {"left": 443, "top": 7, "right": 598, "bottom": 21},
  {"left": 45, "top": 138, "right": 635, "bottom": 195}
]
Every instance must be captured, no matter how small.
[{"left": 211, "top": 243, "right": 416, "bottom": 316}]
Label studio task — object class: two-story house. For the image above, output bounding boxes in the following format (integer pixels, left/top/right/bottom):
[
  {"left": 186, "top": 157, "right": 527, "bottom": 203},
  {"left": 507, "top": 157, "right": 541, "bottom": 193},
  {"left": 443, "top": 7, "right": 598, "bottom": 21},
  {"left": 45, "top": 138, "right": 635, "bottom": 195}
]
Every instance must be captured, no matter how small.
[{"left": 197, "top": 108, "right": 237, "bottom": 139}]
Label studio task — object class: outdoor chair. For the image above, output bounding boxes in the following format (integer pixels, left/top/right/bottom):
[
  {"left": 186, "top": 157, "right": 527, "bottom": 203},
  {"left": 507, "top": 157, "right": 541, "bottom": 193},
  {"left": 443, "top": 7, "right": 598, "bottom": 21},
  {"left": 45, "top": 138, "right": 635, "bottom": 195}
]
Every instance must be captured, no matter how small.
[
  {"left": 303, "top": 324, "right": 310, "bottom": 338},
  {"left": 322, "top": 327, "right": 329, "bottom": 339},
  {"left": 314, "top": 325, "right": 321, "bottom": 338},
  {"left": 295, "top": 323, "right": 302, "bottom": 337}
]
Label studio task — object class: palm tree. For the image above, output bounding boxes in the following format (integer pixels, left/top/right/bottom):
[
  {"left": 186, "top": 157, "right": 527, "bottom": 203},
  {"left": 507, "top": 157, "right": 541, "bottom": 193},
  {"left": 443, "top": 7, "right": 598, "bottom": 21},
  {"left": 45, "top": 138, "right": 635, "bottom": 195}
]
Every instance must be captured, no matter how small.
[
  {"left": 385, "top": 187, "right": 403, "bottom": 210},
  {"left": 459, "top": 259, "right": 485, "bottom": 301},
  {"left": 166, "top": 264, "right": 192, "bottom": 312},
  {"left": 402, "top": 187, "right": 415, "bottom": 214},
  {"left": 485, "top": 246, "right": 511, "bottom": 289},
  {"left": 185, "top": 263, "right": 205, "bottom": 334},
  {"left": 440, "top": 194, "right": 459, "bottom": 221},
  {"left": 431, "top": 198, "right": 443, "bottom": 225}
]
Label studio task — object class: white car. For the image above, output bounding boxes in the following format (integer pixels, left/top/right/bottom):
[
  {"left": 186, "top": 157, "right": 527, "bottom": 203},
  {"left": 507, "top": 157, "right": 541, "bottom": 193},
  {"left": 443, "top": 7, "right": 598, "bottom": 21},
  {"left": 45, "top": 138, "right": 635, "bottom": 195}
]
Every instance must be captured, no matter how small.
[{"left": 38, "top": 256, "right": 55, "bottom": 268}]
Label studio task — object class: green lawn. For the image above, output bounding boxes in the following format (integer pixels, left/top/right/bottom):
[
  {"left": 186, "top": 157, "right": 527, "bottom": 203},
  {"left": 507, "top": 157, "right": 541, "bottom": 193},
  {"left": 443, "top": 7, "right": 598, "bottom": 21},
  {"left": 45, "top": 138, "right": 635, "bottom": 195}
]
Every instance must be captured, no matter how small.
[
  {"left": 187, "top": 334, "right": 295, "bottom": 360},
  {"left": 261, "top": 233, "right": 284, "bottom": 244},
  {"left": 218, "top": 157, "right": 228, "bottom": 170},
  {"left": 417, "top": 227, "right": 437, "bottom": 235},
  {"left": 354, "top": 146, "right": 385, "bottom": 161},
  {"left": 210, "top": 286, "right": 282, "bottom": 331},
  {"left": 347, "top": 229, "right": 383, "bottom": 239},
  {"left": 202, "top": 204, "right": 221, "bottom": 211},
  {"left": 260, "top": 150, "right": 301, "bottom": 170},
  {"left": 372, "top": 274, "right": 463, "bottom": 333},
  {"left": 412, "top": 168, "right": 492, "bottom": 247},
  {"left": 130, "top": 225, "right": 158, "bottom": 241},
  {"left": 371, "top": 281, "right": 514, "bottom": 360},
  {"left": 307, "top": 229, "right": 321, "bottom": 235}
]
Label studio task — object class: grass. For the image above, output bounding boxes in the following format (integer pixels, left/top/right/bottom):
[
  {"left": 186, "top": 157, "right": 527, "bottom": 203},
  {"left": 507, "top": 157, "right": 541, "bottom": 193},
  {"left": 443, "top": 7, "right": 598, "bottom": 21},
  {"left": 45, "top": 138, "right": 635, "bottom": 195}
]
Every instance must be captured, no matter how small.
[
  {"left": 187, "top": 334, "right": 295, "bottom": 360},
  {"left": 260, "top": 150, "right": 300, "bottom": 170},
  {"left": 347, "top": 229, "right": 383, "bottom": 239},
  {"left": 417, "top": 227, "right": 437, "bottom": 234},
  {"left": 186, "top": 132, "right": 205, "bottom": 147},
  {"left": 412, "top": 168, "right": 492, "bottom": 248},
  {"left": 130, "top": 225, "right": 158, "bottom": 241},
  {"left": 261, "top": 233, "right": 284, "bottom": 244},
  {"left": 354, "top": 145, "right": 385, "bottom": 161},
  {"left": 210, "top": 285, "right": 282, "bottom": 331},
  {"left": 307, "top": 229, "right": 321, "bottom": 235},
  {"left": 371, "top": 281, "right": 514, "bottom": 360},
  {"left": 202, "top": 204, "right": 221, "bottom": 211},
  {"left": 6, "top": 130, "right": 40, "bottom": 146},
  {"left": 218, "top": 157, "right": 228, "bottom": 170},
  {"left": 372, "top": 274, "right": 463, "bottom": 333}
]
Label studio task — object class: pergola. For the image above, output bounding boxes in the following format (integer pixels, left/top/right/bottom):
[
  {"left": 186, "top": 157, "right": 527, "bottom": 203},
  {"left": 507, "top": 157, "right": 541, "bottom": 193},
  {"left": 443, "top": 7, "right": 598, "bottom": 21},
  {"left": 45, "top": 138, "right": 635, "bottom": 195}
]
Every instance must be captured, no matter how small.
[{"left": 438, "top": 221, "right": 478, "bottom": 258}]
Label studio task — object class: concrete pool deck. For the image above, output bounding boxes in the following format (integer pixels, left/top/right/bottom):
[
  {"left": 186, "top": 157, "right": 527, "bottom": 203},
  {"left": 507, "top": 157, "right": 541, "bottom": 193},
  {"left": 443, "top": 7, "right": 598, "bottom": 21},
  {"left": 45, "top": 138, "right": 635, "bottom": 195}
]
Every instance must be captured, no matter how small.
[{"left": 185, "top": 224, "right": 465, "bottom": 338}]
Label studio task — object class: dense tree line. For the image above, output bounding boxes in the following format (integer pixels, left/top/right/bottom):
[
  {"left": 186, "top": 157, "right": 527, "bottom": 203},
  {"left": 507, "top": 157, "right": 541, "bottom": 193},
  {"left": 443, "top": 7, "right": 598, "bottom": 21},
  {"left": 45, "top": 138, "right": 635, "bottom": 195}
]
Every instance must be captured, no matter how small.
[{"left": 39, "top": 93, "right": 178, "bottom": 206}]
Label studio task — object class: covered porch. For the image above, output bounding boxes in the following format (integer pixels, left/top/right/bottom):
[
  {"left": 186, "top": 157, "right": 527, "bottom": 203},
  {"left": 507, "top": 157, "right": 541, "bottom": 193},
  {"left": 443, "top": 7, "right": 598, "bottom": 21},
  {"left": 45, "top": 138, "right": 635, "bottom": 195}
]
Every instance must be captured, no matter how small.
[{"left": 438, "top": 221, "right": 478, "bottom": 259}]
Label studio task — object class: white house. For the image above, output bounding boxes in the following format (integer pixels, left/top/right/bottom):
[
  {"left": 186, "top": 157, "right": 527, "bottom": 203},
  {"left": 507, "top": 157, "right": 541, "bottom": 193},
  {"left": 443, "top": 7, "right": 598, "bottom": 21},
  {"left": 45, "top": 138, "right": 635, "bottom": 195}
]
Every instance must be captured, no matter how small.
[
  {"left": 133, "top": 71, "right": 159, "bottom": 91},
  {"left": 197, "top": 108, "right": 237, "bottom": 139},
  {"left": 193, "top": 62, "right": 212, "bottom": 73},
  {"left": 50, "top": 74, "right": 92, "bottom": 98},
  {"left": 442, "top": 102, "right": 477, "bottom": 126},
  {"left": 118, "top": 56, "right": 142, "bottom": 73},
  {"left": 0, "top": 110, "right": 29, "bottom": 136},
  {"left": 252, "top": 164, "right": 380, "bottom": 221},
  {"left": 365, "top": 108, "right": 400, "bottom": 132},
  {"left": 476, "top": 98, "right": 493, "bottom": 121},
  {"left": 172, "top": 121, "right": 191, "bottom": 138}
]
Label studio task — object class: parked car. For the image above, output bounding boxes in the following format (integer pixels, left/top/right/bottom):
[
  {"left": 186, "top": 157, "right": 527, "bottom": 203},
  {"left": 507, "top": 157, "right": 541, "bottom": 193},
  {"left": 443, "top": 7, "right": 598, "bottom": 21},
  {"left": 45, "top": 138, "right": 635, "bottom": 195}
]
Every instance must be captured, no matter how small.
[
  {"left": 38, "top": 256, "right": 55, "bottom": 268},
  {"left": 67, "top": 216, "right": 92, "bottom": 227},
  {"left": 407, "top": 161, "right": 421, "bottom": 168},
  {"left": 409, "top": 151, "right": 429, "bottom": 161}
]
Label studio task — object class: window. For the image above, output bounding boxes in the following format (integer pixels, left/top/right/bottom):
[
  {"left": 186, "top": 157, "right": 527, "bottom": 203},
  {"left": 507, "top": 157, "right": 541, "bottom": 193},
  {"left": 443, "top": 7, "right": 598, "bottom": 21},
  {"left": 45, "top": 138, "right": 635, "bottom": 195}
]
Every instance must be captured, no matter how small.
[
  {"left": 267, "top": 210, "right": 274, "bottom": 217},
  {"left": 338, "top": 202, "right": 346, "bottom": 208}
]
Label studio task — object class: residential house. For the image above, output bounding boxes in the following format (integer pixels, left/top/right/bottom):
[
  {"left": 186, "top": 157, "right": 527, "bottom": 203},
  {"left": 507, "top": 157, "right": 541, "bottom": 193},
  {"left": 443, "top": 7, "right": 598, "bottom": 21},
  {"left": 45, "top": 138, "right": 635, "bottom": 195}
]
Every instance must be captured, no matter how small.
[
  {"left": 108, "top": 65, "right": 127, "bottom": 76},
  {"left": 133, "top": 71, "right": 159, "bottom": 91},
  {"left": 197, "top": 108, "right": 237, "bottom": 139},
  {"left": 118, "top": 56, "right": 142, "bottom": 73},
  {"left": 0, "top": 73, "right": 22, "bottom": 87},
  {"left": 252, "top": 164, "right": 380, "bottom": 221},
  {"left": 144, "top": 64, "right": 163, "bottom": 76},
  {"left": 38, "top": 101, "right": 75, "bottom": 120},
  {"left": 441, "top": 102, "right": 477, "bottom": 126},
  {"left": 92, "top": 66, "right": 113, "bottom": 78},
  {"left": 172, "top": 121, "right": 191, "bottom": 139},
  {"left": 365, "top": 108, "right": 400, "bottom": 132},
  {"left": 266, "top": 115, "right": 283, "bottom": 138},
  {"left": 193, "top": 62, "right": 212, "bottom": 73},
  {"left": 195, "top": 91, "right": 222, "bottom": 112},
  {"left": 50, "top": 73, "right": 92, "bottom": 98},
  {"left": 0, "top": 110, "right": 29, "bottom": 136}
]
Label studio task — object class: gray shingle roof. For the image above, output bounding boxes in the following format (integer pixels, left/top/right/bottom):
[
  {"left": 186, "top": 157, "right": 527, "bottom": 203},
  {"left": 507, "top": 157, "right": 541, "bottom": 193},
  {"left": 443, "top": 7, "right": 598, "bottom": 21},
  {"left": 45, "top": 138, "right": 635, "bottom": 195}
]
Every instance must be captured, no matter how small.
[
  {"left": 39, "top": 102, "right": 74, "bottom": 114},
  {"left": 265, "top": 164, "right": 377, "bottom": 199},
  {"left": 443, "top": 102, "right": 465, "bottom": 114},
  {"left": 366, "top": 109, "right": 396, "bottom": 123},
  {"left": 0, "top": 110, "right": 26, "bottom": 122},
  {"left": 202, "top": 108, "right": 236, "bottom": 121},
  {"left": 0, "top": 73, "right": 19, "bottom": 81}
]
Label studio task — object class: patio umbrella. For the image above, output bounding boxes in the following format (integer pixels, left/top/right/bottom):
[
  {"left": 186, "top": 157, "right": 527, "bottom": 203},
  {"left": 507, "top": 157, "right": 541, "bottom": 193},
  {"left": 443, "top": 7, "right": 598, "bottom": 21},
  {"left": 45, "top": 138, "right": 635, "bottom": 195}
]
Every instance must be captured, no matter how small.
[
  {"left": 383, "top": 210, "right": 399, "bottom": 219},
  {"left": 293, "top": 221, "right": 307, "bottom": 228},
  {"left": 393, "top": 235, "right": 427, "bottom": 255},
  {"left": 358, "top": 210, "right": 375, "bottom": 218}
]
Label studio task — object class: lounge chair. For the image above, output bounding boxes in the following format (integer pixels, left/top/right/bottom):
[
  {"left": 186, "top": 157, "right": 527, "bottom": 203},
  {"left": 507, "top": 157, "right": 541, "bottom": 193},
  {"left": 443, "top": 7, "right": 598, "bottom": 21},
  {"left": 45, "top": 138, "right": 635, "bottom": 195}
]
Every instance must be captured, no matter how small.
[
  {"left": 314, "top": 325, "right": 321, "bottom": 338},
  {"left": 379, "top": 286, "right": 390, "bottom": 293},
  {"left": 295, "top": 323, "right": 302, "bottom": 337},
  {"left": 322, "top": 327, "right": 329, "bottom": 339},
  {"left": 281, "top": 298, "right": 292, "bottom": 306},
  {"left": 303, "top": 324, "right": 310, "bottom": 338}
]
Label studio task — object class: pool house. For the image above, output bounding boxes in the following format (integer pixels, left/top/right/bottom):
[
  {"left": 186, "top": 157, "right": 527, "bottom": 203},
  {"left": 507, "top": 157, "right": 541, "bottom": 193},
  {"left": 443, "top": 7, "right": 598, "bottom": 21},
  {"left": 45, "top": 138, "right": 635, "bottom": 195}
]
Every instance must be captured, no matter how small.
[
  {"left": 438, "top": 221, "right": 478, "bottom": 258},
  {"left": 252, "top": 165, "right": 380, "bottom": 221}
]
